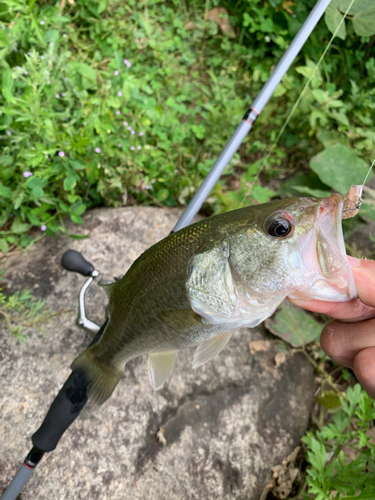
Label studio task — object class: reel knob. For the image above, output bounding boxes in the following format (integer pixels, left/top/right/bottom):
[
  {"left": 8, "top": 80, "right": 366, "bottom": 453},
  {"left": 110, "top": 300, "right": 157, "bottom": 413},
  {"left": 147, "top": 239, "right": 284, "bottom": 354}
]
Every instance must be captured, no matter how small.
[{"left": 61, "top": 250, "right": 95, "bottom": 277}]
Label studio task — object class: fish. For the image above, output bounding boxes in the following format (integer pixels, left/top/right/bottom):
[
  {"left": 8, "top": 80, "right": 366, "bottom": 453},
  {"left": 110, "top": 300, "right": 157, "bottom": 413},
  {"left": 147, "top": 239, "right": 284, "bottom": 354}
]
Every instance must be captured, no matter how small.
[{"left": 71, "top": 191, "right": 360, "bottom": 404}]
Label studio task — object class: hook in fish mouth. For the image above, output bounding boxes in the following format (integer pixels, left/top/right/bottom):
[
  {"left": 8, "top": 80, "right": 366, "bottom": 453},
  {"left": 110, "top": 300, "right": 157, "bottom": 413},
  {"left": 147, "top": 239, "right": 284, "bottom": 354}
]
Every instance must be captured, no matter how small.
[{"left": 341, "top": 185, "right": 363, "bottom": 220}]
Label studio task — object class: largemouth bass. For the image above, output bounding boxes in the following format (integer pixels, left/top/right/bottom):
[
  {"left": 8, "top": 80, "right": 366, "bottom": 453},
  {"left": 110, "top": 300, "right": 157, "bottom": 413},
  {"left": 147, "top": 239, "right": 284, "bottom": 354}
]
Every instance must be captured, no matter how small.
[{"left": 72, "top": 192, "right": 358, "bottom": 404}]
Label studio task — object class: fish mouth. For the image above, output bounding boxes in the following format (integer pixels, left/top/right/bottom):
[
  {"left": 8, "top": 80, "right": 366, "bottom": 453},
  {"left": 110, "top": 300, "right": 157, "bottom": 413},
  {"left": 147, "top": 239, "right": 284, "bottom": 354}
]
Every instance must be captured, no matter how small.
[{"left": 314, "top": 193, "right": 356, "bottom": 299}]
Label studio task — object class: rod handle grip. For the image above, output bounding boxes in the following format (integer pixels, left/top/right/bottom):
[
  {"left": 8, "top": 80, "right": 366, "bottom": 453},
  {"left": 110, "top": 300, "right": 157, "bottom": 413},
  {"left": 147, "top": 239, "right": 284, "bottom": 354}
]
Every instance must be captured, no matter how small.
[{"left": 31, "top": 322, "right": 107, "bottom": 452}]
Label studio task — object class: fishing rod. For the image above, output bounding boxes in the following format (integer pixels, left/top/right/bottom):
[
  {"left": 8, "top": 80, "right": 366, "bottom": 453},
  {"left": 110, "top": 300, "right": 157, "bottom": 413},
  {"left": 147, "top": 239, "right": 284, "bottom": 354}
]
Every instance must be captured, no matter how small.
[{"left": 0, "top": 0, "right": 333, "bottom": 498}]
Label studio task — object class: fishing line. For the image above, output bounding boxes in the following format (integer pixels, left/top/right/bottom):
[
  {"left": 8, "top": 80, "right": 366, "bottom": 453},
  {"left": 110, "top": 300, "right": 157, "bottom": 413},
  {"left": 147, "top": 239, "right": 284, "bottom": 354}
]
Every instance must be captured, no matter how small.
[
  {"left": 239, "top": 0, "right": 357, "bottom": 208},
  {"left": 362, "top": 158, "right": 375, "bottom": 188}
]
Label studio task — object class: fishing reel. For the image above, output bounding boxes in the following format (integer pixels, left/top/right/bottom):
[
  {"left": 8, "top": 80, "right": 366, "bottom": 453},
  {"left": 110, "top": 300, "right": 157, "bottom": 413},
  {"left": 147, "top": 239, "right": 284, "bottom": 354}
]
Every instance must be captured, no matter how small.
[{"left": 61, "top": 250, "right": 103, "bottom": 333}]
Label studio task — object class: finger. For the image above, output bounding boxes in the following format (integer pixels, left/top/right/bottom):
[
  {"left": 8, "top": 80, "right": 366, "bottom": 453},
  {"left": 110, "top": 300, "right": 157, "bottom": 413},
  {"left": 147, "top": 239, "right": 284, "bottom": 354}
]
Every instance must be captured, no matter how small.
[
  {"left": 289, "top": 258, "right": 375, "bottom": 320},
  {"left": 288, "top": 297, "right": 375, "bottom": 321},
  {"left": 320, "top": 318, "right": 375, "bottom": 368},
  {"left": 350, "top": 259, "right": 375, "bottom": 308},
  {"left": 353, "top": 348, "right": 375, "bottom": 400}
]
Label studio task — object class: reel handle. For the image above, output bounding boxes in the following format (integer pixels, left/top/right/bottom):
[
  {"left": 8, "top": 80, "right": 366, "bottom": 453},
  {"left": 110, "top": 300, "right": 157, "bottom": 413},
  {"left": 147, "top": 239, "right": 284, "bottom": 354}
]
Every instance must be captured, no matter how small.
[{"left": 61, "top": 250, "right": 95, "bottom": 276}]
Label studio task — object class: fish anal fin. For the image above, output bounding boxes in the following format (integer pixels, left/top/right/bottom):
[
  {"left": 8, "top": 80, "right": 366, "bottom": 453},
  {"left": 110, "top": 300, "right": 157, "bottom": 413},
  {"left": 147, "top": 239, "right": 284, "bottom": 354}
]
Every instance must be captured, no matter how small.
[
  {"left": 148, "top": 351, "right": 177, "bottom": 390},
  {"left": 71, "top": 344, "right": 122, "bottom": 405},
  {"left": 193, "top": 332, "right": 233, "bottom": 369}
]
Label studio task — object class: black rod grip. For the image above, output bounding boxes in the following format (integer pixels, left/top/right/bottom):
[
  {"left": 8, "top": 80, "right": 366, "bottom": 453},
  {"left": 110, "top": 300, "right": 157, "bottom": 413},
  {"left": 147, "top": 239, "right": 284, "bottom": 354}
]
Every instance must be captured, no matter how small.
[
  {"left": 61, "top": 250, "right": 95, "bottom": 276},
  {"left": 31, "top": 321, "right": 107, "bottom": 452}
]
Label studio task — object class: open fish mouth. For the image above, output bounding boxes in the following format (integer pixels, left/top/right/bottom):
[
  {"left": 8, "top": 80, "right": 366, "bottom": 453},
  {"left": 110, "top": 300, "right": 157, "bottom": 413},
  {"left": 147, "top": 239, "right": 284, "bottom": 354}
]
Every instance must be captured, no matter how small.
[
  {"left": 314, "top": 193, "right": 356, "bottom": 299},
  {"left": 292, "top": 193, "right": 357, "bottom": 301},
  {"left": 316, "top": 194, "right": 348, "bottom": 280}
]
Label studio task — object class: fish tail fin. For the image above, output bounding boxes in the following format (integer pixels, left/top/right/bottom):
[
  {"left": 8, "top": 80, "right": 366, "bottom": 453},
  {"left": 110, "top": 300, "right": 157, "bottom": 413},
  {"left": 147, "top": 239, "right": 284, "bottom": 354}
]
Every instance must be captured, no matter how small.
[{"left": 71, "top": 345, "right": 122, "bottom": 405}]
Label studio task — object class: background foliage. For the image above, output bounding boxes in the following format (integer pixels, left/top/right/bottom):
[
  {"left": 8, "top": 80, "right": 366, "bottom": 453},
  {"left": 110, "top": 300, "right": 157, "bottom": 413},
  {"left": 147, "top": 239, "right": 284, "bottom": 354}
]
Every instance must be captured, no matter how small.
[{"left": 0, "top": 0, "right": 374, "bottom": 252}]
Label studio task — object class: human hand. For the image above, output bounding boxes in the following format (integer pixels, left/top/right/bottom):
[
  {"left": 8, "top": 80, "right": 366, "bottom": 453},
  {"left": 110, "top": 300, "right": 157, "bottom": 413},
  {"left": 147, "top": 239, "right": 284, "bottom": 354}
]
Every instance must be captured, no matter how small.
[{"left": 289, "top": 258, "right": 375, "bottom": 399}]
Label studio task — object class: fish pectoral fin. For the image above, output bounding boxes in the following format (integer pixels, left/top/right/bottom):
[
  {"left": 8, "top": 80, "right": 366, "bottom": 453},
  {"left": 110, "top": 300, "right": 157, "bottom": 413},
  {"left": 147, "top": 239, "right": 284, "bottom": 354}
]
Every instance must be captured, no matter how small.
[
  {"left": 148, "top": 351, "right": 177, "bottom": 390},
  {"left": 193, "top": 332, "right": 233, "bottom": 369}
]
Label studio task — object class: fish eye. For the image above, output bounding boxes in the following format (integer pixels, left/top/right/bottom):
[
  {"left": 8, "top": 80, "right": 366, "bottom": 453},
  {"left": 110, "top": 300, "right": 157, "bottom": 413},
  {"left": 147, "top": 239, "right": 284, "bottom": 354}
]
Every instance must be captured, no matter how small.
[{"left": 266, "top": 213, "right": 293, "bottom": 238}]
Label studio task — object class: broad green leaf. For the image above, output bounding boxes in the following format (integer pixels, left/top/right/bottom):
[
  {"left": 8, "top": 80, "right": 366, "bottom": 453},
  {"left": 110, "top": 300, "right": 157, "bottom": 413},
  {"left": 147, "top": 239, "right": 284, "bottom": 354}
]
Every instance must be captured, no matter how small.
[
  {"left": 359, "top": 202, "right": 375, "bottom": 221},
  {"left": 191, "top": 124, "right": 206, "bottom": 139},
  {"left": 0, "top": 155, "right": 14, "bottom": 166},
  {"left": 317, "top": 391, "right": 342, "bottom": 411},
  {"left": 328, "top": 111, "right": 350, "bottom": 127},
  {"left": 27, "top": 214, "right": 40, "bottom": 226},
  {"left": 311, "top": 89, "right": 328, "bottom": 104},
  {"left": 11, "top": 220, "right": 31, "bottom": 234},
  {"left": 251, "top": 185, "right": 275, "bottom": 203},
  {"left": 324, "top": 0, "right": 347, "bottom": 40},
  {"left": 63, "top": 175, "right": 79, "bottom": 191},
  {"left": 352, "top": 6, "right": 375, "bottom": 36},
  {"left": 70, "top": 213, "right": 83, "bottom": 224},
  {"left": 71, "top": 202, "right": 86, "bottom": 215},
  {"left": 76, "top": 63, "right": 97, "bottom": 89},
  {"left": 266, "top": 304, "right": 322, "bottom": 347},
  {"left": 338, "top": 0, "right": 374, "bottom": 15},
  {"left": 0, "top": 238, "right": 9, "bottom": 253},
  {"left": 290, "top": 185, "right": 332, "bottom": 198},
  {"left": 310, "top": 145, "right": 370, "bottom": 194},
  {"left": 0, "top": 182, "right": 12, "bottom": 199}
]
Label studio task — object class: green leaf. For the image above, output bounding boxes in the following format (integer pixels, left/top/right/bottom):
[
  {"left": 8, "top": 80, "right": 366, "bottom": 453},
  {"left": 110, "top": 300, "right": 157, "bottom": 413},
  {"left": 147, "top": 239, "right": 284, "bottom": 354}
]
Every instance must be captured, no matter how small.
[
  {"left": 11, "top": 220, "right": 31, "bottom": 234},
  {"left": 310, "top": 145, "right": 370, "bottom": 194},
  {"left": 63, "top": 174, "right": 79, "bottom": 191},
  {"left": 324, "top": 0, "right": 347, "bottom": 40},
  {"left": 0, "top": 155, "right": 14, "bottom": 167},
  {"left": 311, "top": 89, "right": 328, "bottom": 104},
  {"left": 291, "top": 185, "right": 332, "bottom": 198},
  {"left": 0, "top": 182, "right": 12, "bottom": 199},
  {"left": 27, "top": 214, "right": 40, "bottom": 226},
  {"left": 71, "top": 202, "right": 86, "bottom": 215},
  {"left": 97, "top": 0, "right": 108, "bottom": 14},
  {"left": 338, "top": 0, "right": 374, "bottom": 15},
  {"left": 68, "top": 234, "right": 89, "bottom": 240},
  {"left": 352, "top": 6, "right": 375, "bottom": 36},
  {"left": 267, "top": 304, "right": 322, "bottom": 347},
  {"left": 70, "top": 213, "right": 83, "bottom": 224},
  {"left": 76, "top": 63, "right": 97, "bottom": 89},
  {"left": 359, "top": 202, "right": 375, "bottom": 221},
  {"left": 251, "top": 185, "right": 275, "bottom": 203},
  {"left": 2, "top": 68, "right": 15, "bottom": 103},
  {"left": 0, "top": 238, "right": 9, "bottom": 253},
  {"left": 318, "top": 391, "right": 342, "bottom": 411},
  {"left": 191, "top": 124, "right": 206, "bottom": 139}
]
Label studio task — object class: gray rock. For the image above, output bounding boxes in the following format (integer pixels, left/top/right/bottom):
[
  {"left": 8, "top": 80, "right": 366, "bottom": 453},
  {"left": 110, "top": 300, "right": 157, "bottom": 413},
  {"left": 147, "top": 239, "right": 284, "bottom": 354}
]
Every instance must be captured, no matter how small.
[{"left": 0, "top": 207, "right": 314, "bottom": 500}]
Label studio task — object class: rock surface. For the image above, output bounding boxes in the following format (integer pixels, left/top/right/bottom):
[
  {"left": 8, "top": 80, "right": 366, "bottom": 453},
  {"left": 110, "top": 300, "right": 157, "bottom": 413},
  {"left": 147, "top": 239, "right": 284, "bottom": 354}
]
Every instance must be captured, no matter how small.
[{"left": 0, "top": 207, "right": 315, "bottom": 500}]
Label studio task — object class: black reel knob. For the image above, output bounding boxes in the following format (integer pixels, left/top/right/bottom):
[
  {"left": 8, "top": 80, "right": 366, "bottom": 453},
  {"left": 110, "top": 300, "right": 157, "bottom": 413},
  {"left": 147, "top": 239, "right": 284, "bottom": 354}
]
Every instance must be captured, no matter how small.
[{"left": 61, "top": 250, "right": 95, "bottom": 277}]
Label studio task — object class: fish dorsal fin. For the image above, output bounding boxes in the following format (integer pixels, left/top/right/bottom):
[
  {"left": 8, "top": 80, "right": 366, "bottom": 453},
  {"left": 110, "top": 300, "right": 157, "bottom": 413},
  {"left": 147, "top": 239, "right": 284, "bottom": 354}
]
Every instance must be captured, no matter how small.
[
  {"left": 193, "top": 332, "right": 233, "bottom": 369},
  {"left": 98, "top": 279, "right": 115, "bottom": 299},
  {"left": 148, "top": 351, "right": 177, "bottom": 390}
]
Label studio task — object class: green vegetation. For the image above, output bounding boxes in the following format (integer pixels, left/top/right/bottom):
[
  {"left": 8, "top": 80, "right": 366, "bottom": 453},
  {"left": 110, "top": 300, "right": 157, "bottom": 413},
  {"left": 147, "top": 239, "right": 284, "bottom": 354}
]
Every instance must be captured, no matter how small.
[
  {"left": 0, "top": 0, "right": 374, "bottom": 251},
  {"left": 0, "top": 285, "right": 57, "bottom": 342},
  {"left": 1, "top": 0, "right": 375, "bottom": 498},
  {"left": 303, "top": 383, "right": 375, "bottom": 499}
]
